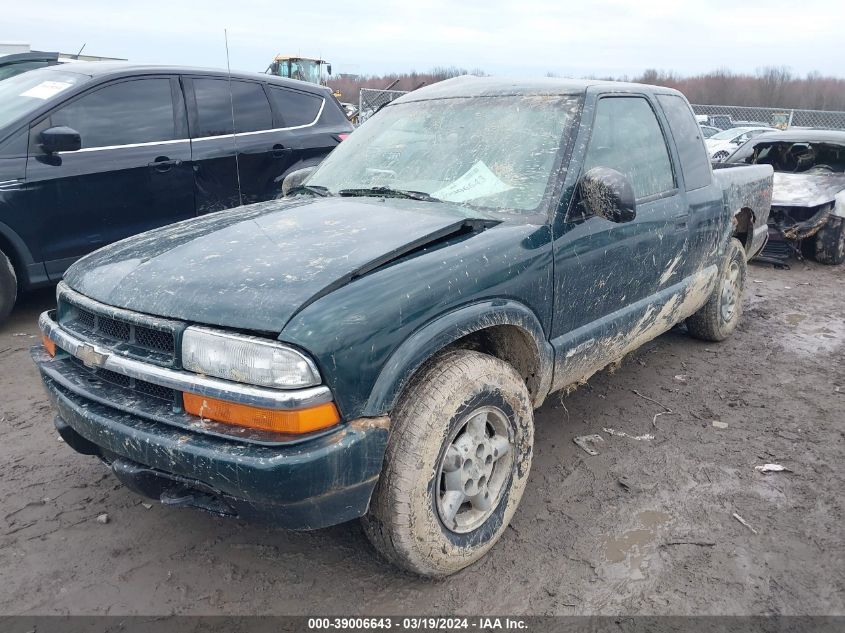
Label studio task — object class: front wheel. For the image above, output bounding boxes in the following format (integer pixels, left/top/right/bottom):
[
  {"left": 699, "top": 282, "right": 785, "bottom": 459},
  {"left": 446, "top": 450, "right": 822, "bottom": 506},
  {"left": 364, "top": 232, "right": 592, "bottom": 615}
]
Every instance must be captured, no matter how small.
[
  {"left": 812, "top": 216, "right": 845, "bottom": 265},
  {"left": 362, "top": 350, "right": 534, "bottom": 577},
  {"left": 686, "top": 237, "right": 747, "bottom": 342}
]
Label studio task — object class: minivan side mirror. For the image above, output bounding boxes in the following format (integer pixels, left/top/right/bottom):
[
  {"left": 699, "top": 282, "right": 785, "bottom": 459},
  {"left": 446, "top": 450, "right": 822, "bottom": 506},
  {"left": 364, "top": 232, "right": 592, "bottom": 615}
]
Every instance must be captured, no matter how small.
[
  {"left": 578, "top": 166, "right": 636, "bottom": 223},
  {"left": 41, "top": 126, "right": 82, "bottom": 154},
  {"left": 281, "top": 166, "right": 318, "bottom": 197}
]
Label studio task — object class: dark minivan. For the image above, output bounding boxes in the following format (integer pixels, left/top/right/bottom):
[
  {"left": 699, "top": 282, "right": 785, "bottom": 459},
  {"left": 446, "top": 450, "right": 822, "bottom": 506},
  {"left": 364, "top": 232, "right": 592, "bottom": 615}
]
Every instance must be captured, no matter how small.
[{"left": 0, "top": 63, "right": 353, "bottom": 322}]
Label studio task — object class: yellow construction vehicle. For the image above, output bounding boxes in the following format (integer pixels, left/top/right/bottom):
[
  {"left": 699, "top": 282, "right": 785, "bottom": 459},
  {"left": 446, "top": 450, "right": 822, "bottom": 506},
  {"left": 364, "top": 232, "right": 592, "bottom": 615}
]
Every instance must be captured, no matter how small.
[{"left": 267, "top": 55, "right": 331, "bottom": 86}]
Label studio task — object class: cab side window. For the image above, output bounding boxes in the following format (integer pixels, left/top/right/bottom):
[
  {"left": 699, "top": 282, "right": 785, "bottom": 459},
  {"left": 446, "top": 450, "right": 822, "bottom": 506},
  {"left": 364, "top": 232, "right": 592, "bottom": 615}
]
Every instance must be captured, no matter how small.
[
  {"left": 656, "top": 94, "right": 711, "bottom": 190},
  {"left": 267, "top": 87, "right": 323, "bottom": 127},
  {"left": 193, "top": 79, "right": 273, "bottom": 136},
  {"left": 583, "top": 97, "right": 675, "bottom": 199},
  {"left": 50, "top": 79, "right": 178, "bottom": 148}
]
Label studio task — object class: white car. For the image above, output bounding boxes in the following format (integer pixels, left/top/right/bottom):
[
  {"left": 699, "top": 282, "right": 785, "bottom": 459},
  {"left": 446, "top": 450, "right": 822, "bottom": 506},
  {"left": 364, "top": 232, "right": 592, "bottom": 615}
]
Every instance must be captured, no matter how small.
[{"left": 705, "top": 126, "right": 777, "bottom": 161}]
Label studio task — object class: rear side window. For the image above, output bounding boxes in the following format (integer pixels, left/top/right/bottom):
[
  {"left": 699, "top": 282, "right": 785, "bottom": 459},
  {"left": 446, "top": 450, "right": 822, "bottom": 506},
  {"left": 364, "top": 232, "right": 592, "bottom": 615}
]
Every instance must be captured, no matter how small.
[
  {"left": 657, "top": 94, "right": 712, "bottom": 191},
  {"left": 268, "top": 87, "right": 323, "bottom": 127},
  {"left": 584, "top": 96, "right": 675, "bottom": 199},
  {"left": 193, "top": 78, "right": 273, "bottom": 136},
  {"left": 50, "top": 78, "right": 177, "bottom": 148}
]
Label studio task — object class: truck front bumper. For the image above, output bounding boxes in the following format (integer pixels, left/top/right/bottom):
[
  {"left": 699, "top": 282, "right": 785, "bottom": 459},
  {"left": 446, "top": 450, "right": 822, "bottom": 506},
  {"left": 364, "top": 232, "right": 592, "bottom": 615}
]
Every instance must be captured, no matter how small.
[{"left": 33, "top": 346, "right": 389, "bottom": 530}]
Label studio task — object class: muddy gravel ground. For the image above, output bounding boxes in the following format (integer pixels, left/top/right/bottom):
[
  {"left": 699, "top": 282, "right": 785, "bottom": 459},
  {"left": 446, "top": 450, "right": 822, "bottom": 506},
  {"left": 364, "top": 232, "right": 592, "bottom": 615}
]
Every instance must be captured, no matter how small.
[{"left": 0, "top": 259, "right": 843, "bottom": 616}]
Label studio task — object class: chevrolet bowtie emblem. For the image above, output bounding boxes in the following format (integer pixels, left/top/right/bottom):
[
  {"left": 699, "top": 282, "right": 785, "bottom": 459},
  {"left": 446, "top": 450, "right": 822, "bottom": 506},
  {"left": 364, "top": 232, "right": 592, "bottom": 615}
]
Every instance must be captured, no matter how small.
[{"left": 77, "top": 343, "right": 109, "bottom": 368}]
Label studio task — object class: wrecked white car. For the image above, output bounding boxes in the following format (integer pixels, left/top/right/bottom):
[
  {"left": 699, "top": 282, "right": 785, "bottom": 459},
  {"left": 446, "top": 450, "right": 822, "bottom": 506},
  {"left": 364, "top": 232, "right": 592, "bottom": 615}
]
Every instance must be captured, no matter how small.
[{"left": 725, "top": 130, "right": 845, "bottom": 265}]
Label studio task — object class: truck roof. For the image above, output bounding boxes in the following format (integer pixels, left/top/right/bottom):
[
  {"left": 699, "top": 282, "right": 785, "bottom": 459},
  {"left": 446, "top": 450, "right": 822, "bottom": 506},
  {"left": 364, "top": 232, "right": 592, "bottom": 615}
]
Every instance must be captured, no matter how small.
[
  {"left": 39, "top": 61, "right": 331, "bottom": 96},
  {"left": 395, "top": 75, "right": 685, "bottom": 101}
]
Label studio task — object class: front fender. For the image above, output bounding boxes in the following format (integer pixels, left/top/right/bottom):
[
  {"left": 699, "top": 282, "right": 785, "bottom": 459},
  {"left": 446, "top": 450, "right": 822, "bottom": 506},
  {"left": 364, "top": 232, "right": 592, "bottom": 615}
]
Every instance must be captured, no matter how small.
[
  {"left": 0, "top": 219, "right": 48, "bottom": 288},
  {"left": 363, "top": 300, "right": 554, "bottom": 417}
]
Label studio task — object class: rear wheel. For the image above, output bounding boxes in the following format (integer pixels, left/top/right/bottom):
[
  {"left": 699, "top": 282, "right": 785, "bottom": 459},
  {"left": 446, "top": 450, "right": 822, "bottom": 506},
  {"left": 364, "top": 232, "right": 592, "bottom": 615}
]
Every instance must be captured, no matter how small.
[
  {"left": 0, "top": 249, "right": 17, "bottom": 325},
  {"left": 812, "top": 217, "right": 845, "bottom": 265},
  {"left": 686, "top": 238, "right": 747, "bottom": 342},
  {"left": 362, "top": 350, "right": 534, "bottom": 577}
]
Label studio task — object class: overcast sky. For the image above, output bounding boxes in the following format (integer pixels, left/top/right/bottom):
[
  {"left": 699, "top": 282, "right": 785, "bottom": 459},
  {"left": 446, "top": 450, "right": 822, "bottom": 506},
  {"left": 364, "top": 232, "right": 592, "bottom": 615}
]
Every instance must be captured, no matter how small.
[{"left": 5, "top": 0, "right": 845, "bottom": 78}]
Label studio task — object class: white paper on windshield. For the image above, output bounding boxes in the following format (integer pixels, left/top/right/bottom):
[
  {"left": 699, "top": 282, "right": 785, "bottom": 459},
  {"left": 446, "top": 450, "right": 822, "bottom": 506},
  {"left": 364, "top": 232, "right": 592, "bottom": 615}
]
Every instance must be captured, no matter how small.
[
  {"left": 433, "top": 161, "right": 513, "bottom": 203},
  {"left": 20, "top": 81, "right": 74, "bottom": 100}
]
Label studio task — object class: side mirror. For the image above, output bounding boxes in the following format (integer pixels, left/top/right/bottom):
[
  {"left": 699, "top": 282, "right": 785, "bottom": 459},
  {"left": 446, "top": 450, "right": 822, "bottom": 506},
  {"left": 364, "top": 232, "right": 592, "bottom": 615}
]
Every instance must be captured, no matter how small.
[
  {"left": 578, "top": 167, "right": 636, "bottom": 223},
  {"left": 326, "top": 64, "right": 332, "bottom": 76},
  {"left": 41, "top": 126, "right": 81, "bottom": 154},
  {"left": 281, "top": 166, "right": 318, "bottom": 197}
]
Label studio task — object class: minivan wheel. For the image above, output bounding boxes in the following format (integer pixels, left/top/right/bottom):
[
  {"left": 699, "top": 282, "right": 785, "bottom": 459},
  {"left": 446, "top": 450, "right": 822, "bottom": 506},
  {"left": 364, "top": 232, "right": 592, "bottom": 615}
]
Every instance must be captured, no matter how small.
[
  {"left": 812, "top": 217, "right": 845, "bottom": 265},
  {"left": 686, "top": 237, "right": 747, "bottom": 342},
  {"left": 362, "top": 350, "right": 533, "bottom": 577},
  {"left": 0, "top": 249, "right": 17, "bottom": 325}
]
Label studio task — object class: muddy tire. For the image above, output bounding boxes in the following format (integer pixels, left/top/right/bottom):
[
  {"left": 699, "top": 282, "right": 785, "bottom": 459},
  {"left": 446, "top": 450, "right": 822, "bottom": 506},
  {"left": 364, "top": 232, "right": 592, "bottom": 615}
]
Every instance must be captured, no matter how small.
[
  {"left": 686, "top": 238, "right": 747, "bottom": 342},
  {"left": 362, "top": 350, "right": 533, "bottom": 577},
  {"left": 812, "top": 217, "right": 845, "bottom": 265},
  {"left": 0, "top": 249, "right": 17, "bottom": 325}
]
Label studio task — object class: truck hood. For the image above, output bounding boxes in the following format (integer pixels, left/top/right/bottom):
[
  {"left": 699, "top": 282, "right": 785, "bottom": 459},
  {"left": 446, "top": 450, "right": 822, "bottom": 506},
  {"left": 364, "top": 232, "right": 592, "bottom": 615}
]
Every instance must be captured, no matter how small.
[
  {"left": 64, "top": 197, "right": 496, "bottom": 333},
  {"left": 772, "top": 172, "right": 845, "bottom": 207}
]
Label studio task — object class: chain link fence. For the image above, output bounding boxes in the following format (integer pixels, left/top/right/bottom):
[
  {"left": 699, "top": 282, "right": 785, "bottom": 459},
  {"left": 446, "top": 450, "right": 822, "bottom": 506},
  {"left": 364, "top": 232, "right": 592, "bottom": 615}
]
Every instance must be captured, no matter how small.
[
  {"left": 691, "top": 104, "right": 845, "bottom": 131},
  {"left": 357, "top": 88, "right": 409, "bottom": 125}
]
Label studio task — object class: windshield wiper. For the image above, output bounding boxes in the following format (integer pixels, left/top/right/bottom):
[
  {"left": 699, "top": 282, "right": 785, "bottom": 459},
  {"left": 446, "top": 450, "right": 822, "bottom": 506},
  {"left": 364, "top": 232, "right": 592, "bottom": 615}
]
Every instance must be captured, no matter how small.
[
  {"left": 337, "top": 187, "right": 442, "bottom": 202},
  {"left": 287, "top": 184, "right": 331, "bottom": 197}
]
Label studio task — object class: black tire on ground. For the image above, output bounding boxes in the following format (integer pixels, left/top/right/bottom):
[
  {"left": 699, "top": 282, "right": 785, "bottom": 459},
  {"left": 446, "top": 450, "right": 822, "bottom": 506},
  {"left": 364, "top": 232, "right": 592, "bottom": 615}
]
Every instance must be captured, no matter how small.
[
  {"left": 686, "top": 237, "right": 747, "bottom": 342},
  {"left": 812, "top": 216, "right": 845, "bottom": 265},
  {"left": 0, "top": 249, "right": 17, "bottom": 325},
  {"left": 362, "top": 350, "right": 534, "bottom": 577}
]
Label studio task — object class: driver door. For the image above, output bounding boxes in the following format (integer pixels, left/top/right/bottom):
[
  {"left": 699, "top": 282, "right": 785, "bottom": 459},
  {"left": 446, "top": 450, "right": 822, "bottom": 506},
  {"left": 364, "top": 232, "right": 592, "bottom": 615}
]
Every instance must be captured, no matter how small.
[
  {"left": 25, "top": 76, "right": 194, "bottom": 279},
  {"left": 549, "top": 94, "right": 688, "bottom": 390}
]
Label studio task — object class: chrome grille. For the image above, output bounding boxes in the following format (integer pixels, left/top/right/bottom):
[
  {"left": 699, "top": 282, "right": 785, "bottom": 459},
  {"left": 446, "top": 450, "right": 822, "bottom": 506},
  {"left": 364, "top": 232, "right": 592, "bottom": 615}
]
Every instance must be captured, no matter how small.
[{"left": 57, "top": 284, "right": 182, "bottom": 368}]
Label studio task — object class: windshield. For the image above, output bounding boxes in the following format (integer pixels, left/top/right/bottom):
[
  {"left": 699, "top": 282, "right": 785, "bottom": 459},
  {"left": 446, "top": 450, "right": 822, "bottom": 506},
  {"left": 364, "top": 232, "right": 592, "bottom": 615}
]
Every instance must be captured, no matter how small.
[
  {"left": 280, "top": 59, "right": 322, "bottom": 84},
  {"left": 0, "top": 68, "right": 88, "bottom": 129},
  {"left": 307, "top": 94, "right": 580, "bottom": 213},
  {"left": 710, "top": 127, "right": 749, "bottom": 141}
]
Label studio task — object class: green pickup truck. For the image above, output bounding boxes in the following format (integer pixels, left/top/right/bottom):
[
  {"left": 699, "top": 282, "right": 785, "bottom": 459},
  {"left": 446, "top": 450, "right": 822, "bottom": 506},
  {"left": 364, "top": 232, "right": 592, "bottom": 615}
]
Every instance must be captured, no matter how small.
[{"left": 33, "top": 77, "right": 773, "bottom": 576}]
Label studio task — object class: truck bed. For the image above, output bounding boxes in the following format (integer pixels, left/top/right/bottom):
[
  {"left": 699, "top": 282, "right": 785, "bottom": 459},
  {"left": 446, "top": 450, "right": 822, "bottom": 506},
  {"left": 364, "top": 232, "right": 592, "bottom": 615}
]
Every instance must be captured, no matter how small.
[{"left": 712, "top": 163, "right": 774, "bottom": 257}]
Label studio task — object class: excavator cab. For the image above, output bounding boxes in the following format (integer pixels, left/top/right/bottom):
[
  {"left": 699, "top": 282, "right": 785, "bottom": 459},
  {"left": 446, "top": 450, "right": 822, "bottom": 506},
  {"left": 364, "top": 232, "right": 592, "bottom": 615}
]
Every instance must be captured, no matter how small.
[{"left": 268, "top": 56, "right": 331, "bottom": 85}]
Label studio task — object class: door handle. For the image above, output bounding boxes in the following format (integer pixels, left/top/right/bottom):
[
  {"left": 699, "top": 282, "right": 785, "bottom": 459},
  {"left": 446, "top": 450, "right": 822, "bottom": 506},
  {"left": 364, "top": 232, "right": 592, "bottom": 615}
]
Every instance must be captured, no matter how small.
[
  {"left": 148, "top": 157, "right": 182, "bottom": 172},
  {"left": 672, "top": 213, "right": 688, "bottom": 228},
  {"left": 272, "top": 144, "right": 293, "bottom": 159}
]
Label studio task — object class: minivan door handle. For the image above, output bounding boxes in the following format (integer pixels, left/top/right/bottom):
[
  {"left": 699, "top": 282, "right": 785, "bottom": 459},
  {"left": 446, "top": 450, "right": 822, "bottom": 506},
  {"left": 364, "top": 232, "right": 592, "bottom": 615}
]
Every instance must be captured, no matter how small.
[
  {"left": 148, "top": 156, "right": 182, "bottom": 172},
  {"left": 272, "top": 144, "right": 293, "bottom": 159}
]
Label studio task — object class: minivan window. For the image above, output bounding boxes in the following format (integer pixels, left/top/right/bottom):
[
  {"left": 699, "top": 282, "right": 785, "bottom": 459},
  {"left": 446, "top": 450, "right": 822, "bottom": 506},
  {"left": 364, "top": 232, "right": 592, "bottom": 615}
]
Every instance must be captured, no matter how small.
[
  {"left": 268, "top": 86, "right": 323, "bottom": 127},
  {"left": 193, "top": 79, "right": 273, "bottom": 136},
  {"left": 657, "top": 94, "right": 712, "bottom": 190},
  {"left": 584, "top": 97, "right": 675, "bottom": 199},
  {"left": 50, "top": 78, "right": 178, "bottom": 148},
  {"left": 0, "top": 69, "right": 88, "bottom": 130}
]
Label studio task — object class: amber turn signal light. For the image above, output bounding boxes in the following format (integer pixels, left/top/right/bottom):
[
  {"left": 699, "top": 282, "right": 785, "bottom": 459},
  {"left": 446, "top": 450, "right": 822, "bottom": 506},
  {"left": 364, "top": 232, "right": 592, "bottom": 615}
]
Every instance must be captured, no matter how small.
[
  {"left": 183, "top": 392, "right": 340, "bottom": 434},
  {"left": 42, "top": 334, "right": 56, "bottom": 357}
]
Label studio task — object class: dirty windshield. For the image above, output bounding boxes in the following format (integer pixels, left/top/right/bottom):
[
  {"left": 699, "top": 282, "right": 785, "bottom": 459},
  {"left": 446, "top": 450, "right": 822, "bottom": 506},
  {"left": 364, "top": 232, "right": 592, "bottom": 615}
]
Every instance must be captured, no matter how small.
[{"left": 307, "top": 95, "right": 581, "bottom": 212}]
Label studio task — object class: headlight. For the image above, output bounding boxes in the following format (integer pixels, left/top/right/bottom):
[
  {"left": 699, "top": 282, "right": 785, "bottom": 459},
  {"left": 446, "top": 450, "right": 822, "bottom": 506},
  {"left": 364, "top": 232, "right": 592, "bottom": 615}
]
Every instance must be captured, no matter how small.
[{"left": 182, "top": 327, "right": 320, "bottom": 389}]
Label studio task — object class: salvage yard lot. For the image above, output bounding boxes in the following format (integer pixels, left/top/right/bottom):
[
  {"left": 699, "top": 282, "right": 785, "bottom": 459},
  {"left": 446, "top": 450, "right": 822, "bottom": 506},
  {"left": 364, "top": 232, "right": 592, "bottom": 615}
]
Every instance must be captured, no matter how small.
[{"left": 1, "top": 261, "right": 843, "bottom": 615}]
